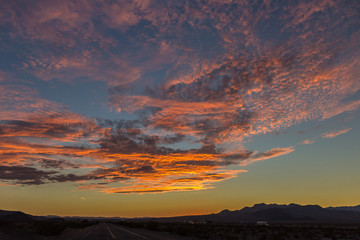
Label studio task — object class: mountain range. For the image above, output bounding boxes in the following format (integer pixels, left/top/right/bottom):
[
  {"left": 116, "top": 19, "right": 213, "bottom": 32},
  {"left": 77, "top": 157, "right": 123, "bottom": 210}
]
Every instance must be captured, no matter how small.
[
  {"left": 0, "top": 210, "right": 36, "bottom": 221},
  {"left": 156, "top": 203, "right": 360, "bottom": 224},
  {"left": 1, "top": 203, "right": 360, "bottom": 224}
]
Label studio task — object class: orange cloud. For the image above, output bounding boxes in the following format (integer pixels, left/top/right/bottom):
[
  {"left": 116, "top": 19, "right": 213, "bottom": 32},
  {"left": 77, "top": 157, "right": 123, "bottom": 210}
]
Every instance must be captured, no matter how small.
[
  {"left": 0, "top": 111, "right": 284, "bottom": 193},
  {"left": 80, "top": 170, "right": 246, "bottom": 194},
  {"left": 322, "top": 128, "right": 352, "bottom": 139},
  {"left": 301, "top": 139, "right": 315, "bottom": 145}
]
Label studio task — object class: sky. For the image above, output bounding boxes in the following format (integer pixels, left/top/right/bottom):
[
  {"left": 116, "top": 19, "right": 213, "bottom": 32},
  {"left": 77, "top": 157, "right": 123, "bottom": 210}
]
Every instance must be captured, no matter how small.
[{"left": 0, "top": 0, "right": 359, "bottom": 217}]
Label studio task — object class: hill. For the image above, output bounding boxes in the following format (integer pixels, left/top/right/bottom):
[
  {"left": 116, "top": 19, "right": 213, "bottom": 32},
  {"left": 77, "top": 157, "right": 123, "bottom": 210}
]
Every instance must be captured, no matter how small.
[
  {"left": 327, "top": 205, "right": 360, "bottom": 212},
  {"left": 156, "top": 203, "right": 360, "bottom": 224},
  {"left": 0, "top": 210, "right": 35, "bottom": 221}
]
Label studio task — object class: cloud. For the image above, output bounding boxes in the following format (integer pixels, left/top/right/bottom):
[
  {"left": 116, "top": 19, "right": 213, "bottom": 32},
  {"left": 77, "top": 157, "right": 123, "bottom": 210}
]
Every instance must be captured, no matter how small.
[
  {"left": 0, "top": 165, "right": 95, "bottom": 185},
  {"left": 109, "top": 2, "right": 360, "bottom": 145},
  {"left": 48, "top": 173, "right": 99, "bottom": 183},
  {"left": 0, "top": 0, "right": 359, "bottom": 193},
  {"left": 0, "top": 85, "right": 65, "bottom": 120},
  {"left": 39, "top": 159, "right": 79, "bottom": 169},
  {"left": 0, "top": 165, "right": 57, "bottom": 185},
  {"left": 322, "top": 100, "right": 360, "bottom": 120},
  {"left": 241, "top": 147, "right": 295, "bottom": 165},
  {"left": 0, "top": 112, "right": 252, "bottom": 192},
  {"left": 0, "top": 71, "right": 6, "bottom": 82},
  {"left": 0, "top": 115, "right": 99, "bottom": 141},
  {"left": 322, "top": 128, "right": 352, "bottom": 139},
  {"left": 301, "top": 139, "right": 315, "bottom": 145},
  {"left": 0, "top": 163, "right": 102, "bottom": 186},
  {"left": 81, "top": 170, "right": 246, "bottom": 194}
]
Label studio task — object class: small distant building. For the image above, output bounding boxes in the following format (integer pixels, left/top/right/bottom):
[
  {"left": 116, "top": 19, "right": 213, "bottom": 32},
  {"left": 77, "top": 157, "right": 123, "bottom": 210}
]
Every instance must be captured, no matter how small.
[
  {"left": 256, "top": 221, "right": 269, "bottom": 226},
  {"left": 186, "top": 220, "right": 207, "bottom": 224}
]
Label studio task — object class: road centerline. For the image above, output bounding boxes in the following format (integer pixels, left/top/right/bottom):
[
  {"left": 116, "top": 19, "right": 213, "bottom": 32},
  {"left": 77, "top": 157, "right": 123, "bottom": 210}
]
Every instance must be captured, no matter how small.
[
  {"left": 81, "top": 228, "right": 94, "bottom": 239},
  {"left": 114, "top": 225, "right": 148, "bottom": 239},
  {"left": 106, "top": 224, "right": 117, "bottom": 239}
]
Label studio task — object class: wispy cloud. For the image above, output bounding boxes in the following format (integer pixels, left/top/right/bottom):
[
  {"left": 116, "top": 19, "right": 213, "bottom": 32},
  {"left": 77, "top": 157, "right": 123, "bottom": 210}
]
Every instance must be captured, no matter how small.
[
  {"left": 322, "top": 128, "right": 352, "bottom": 139},
  {"left": 301, "top": 139, "right": 315, "bottom": 145},
  {"left": 240, "top": 147, "right": 295, "bottom": 165}
]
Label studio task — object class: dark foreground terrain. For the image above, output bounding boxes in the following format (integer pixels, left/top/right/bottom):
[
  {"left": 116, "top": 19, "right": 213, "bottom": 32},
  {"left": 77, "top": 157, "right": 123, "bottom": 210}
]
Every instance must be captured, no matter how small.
[
  {"left": 0, "top": 220, "right": 193, "bottom": 240},
  {"left": 119, "top": 221, "right": 360, "bottom": 240},
  {"left": 1, "top": 204, "right": 360, "bottom": 239},
  {"left": 1, "top": 219, "right": 360, "bottom": 240}
]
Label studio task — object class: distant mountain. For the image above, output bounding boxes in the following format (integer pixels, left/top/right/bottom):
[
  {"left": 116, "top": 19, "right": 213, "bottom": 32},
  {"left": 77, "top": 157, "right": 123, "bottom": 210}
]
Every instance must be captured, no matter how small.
[
  {"left": 0, "top": 210, "right": 35, "bottom": 221},
  {"left": 327, "top": 205, "right": 360, "bottom": 212},
  {"left": 156, "top": 203, "right": 360, "bottom": 224},
  {"left": 2, "top": 203, "right": 360, "bottom": 224}
]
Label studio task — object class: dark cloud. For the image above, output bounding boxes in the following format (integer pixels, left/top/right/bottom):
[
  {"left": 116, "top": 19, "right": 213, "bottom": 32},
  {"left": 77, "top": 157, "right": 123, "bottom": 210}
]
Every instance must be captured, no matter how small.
[
  {"left": 160, "top": 134, "right": 185, "bottom": 144},
  {"left": 0, "top": 113, "right": 99, "bottom": 140},
  {"left": 93, "top": 165, "right": 156, "bottom": 176},
  {"left": 130, "top": 166, "right": 155, "bottom": 174},
  {"left": 98, "top": 123, "right": 221, "bottom": 155},
  {"left": 40, "top": 159, "right": 79, "bottom": 169},
  {"left": 113, "top": 188, "right": 198, "bottom": 194},
  {"left": 0, "top": 165, "right": 102, "bottom": 185},
  {"left": 0, "top": 165, "right": 57, "bottom": 185},
  {"left": 48, "top": 173, "right": 99, "bottom": 183},
  {"left": 222, "top": 151, "right": 254, "bottom": 165}
]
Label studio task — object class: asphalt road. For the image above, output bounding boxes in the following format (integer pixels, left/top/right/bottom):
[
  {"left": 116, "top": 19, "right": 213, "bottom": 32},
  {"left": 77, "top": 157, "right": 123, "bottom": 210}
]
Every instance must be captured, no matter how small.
[
  {"left": 0, "top": 222, "right": 194, "bottom": 240},
  {"left": 64, "top": 223, "right": 193, "bottom": 240}
]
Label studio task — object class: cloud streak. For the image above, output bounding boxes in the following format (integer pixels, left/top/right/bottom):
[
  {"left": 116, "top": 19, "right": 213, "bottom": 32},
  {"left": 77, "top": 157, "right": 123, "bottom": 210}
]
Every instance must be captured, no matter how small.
[
  {"left": 301, "top": 139, "right": 315, "bottom": 145},
  {"left": 322, "top": 128, "right": 352, "bottom": 139}
]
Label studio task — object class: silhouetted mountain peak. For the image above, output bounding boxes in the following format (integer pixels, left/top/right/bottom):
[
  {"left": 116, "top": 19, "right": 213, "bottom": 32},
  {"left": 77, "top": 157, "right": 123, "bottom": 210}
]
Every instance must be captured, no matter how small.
[
  {"left": 303, "top": 204, "right": 323, "bottom": 210},
  {"left": 241, "top": 203, "right": 286, "bottom": 213},
  {"left": 219, "top": 209, "right": 232, "bottom": 214},
  {"left": 247, "top": 203, "right": 322, "bottom": 210},
  {"left": 252, "top": 203, "right": 287, "bottom": 209},
  {"left": 288, "top": 203, "right": 301, "bottom": 208},
  {"left": 0, "top": 210, "right": 34, "bottom": 221}
]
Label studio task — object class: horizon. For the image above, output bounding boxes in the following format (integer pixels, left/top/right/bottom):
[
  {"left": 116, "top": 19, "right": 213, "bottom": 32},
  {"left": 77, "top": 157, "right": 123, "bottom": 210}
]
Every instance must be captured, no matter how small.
[
  {"left": 0, "top": 0, "right": 359, "bottom": 218},
  {"left": 3, "top": 202, "right": 360, "bottom": 219}
]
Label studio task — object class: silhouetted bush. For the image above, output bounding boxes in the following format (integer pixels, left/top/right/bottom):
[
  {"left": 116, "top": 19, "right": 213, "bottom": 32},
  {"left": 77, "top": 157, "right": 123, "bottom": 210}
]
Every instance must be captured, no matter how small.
[
  {"left": 0, "top": 219, "right": 96, "bottom": 237},
  {"left": 112, "top": 221, "right": 360, "bottom": 240}
]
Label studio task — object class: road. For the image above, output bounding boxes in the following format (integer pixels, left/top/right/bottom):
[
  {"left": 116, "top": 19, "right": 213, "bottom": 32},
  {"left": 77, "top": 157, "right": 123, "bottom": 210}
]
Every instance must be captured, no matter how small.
[
  {"left": 0, "top": 222, "right": 194, "bottom": 240},
  {"left": 62, "top": 223, "right": 193, "bottom": 240}
]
